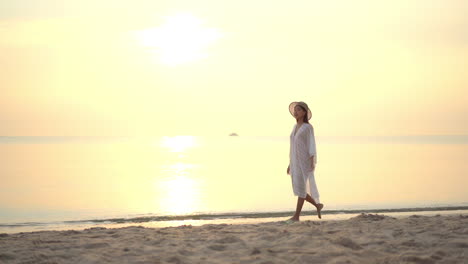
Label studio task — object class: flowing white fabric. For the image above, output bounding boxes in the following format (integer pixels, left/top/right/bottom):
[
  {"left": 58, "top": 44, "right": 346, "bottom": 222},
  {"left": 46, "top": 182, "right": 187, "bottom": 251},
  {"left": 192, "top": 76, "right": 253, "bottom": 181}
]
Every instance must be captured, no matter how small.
[{"left": 289, "top": 123, "right": 320, "bottom": 203}]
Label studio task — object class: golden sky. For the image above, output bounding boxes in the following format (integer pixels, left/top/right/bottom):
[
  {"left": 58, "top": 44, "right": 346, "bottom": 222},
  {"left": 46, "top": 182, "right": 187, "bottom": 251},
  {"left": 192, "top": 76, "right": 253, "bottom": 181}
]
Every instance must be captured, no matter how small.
[{"left": 1, "top": 0, "right": 467, "bottom": 137}]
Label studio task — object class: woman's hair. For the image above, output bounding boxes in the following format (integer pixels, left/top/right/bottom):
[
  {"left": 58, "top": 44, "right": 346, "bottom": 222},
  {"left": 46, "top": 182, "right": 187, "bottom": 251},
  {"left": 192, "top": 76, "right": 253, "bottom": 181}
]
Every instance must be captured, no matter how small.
[{"left": 297, "top": 105, "right": 309, "bottom": 123}]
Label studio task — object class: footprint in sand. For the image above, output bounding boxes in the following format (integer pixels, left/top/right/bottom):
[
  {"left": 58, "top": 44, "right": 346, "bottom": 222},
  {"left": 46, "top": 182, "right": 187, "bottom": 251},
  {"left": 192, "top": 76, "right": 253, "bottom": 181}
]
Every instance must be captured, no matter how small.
[
  {"left": 208, "top": 244, "right": 226, "bottom": 251},
  {"left": 332, "top": 237, "right": 362, "bottom": 250},
  {"left": 83, "top": 242, "right": 109, "bottom": 249}
]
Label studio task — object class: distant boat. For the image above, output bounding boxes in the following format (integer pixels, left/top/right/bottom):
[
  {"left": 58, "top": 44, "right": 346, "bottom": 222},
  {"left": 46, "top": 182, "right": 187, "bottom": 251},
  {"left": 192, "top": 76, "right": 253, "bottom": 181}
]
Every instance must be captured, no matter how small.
[{"left": 229, "top": 133, "right": 239, "bottom": 136}]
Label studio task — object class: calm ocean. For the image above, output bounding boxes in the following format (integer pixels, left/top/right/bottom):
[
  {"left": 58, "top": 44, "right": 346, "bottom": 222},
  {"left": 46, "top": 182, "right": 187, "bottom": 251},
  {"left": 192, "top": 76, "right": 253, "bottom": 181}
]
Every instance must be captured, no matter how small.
[{"left": 1, "top": 136, "right": 467, "bottom": 233}]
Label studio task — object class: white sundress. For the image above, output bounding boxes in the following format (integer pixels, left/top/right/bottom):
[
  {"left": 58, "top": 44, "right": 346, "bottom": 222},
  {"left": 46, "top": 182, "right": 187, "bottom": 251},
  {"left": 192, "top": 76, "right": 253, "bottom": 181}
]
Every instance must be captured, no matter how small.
[{"left": 289, "top": 123, "right": 320, "bottom": 203}]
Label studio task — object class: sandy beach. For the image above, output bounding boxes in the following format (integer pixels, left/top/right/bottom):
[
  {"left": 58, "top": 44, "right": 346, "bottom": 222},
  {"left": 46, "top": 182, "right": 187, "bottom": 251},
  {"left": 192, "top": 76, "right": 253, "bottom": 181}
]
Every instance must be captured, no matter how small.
[{"left": 1, "top": 213, "right": 467, "bottom": 264}]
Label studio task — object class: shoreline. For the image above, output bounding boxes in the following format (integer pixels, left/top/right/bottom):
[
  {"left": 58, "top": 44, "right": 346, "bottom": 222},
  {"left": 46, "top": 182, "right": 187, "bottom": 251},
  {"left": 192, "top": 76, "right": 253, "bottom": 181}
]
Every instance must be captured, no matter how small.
[
  {"left": 2, "top": 209, "right": 468, "bottom": 235},
  {"left": 1, "top": 213, "right": 467, "bottom": 263}
]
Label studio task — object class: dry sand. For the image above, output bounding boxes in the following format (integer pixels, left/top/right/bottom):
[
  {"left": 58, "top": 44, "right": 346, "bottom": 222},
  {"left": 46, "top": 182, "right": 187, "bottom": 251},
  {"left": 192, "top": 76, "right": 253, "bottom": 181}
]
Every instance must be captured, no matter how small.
[{"left": 1, "top": 214, "right": 467, "bottom": 264}]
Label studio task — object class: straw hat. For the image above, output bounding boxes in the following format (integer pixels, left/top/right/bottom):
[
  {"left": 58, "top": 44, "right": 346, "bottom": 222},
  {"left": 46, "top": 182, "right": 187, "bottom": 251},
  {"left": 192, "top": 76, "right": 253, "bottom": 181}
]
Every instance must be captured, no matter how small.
[{"left": 289, "top": 101, "right": 312, "bottom": 120}]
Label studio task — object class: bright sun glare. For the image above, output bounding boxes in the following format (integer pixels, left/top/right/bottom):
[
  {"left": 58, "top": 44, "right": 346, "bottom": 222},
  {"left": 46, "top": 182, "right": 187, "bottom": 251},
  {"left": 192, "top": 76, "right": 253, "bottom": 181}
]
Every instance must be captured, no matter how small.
[
  {"left": 160, "top": 136, "right": 197, "bottom": 152},
  {"left": 157, "top": 137, "right": 200, "bottom": 214},
  {"left": 135, "top": 13, "right": 222, "bottom": 66},
  {"left": 157, "top": 163, "right": 200, "bottom": 215}
]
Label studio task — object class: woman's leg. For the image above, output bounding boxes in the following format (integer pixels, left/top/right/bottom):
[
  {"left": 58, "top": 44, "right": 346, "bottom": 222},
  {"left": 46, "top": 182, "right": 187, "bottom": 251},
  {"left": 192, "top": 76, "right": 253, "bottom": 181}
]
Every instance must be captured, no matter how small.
[
  {"left": 305, "top": 194, "right": 318, "bottom": 206},
  {"left": 290, "top": 197, "right": 306, "bottom": 221},
  {"left": 305, "top": 194, "right": 324, "bottom": 219}
]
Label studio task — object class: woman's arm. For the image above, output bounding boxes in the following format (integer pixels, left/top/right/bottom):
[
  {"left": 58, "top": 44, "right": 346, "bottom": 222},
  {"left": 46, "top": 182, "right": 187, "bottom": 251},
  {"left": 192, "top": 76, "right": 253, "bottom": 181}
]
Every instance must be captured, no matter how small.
[
  {"left": 307, "top": 125, "right": 317, "bottom": 170},
  {"left": 307, "top": 125, "right": 317, "bottom": 158}
]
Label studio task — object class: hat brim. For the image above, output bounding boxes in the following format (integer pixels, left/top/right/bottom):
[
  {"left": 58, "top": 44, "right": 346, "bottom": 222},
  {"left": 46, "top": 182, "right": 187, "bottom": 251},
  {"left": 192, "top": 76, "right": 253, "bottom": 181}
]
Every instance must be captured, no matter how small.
[{"left": 289, "top": 102, "right": 312, "bottom": 120}]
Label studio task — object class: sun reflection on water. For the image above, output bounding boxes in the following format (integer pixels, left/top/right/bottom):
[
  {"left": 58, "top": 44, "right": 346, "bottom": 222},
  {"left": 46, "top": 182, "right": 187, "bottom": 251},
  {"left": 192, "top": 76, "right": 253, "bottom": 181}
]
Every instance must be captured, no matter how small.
[
  {"left": 157, "top": 162, "right": 201, "bottom": 215},
  {"left": 159, "top": 136, "right": 197, "bottom": 153}
]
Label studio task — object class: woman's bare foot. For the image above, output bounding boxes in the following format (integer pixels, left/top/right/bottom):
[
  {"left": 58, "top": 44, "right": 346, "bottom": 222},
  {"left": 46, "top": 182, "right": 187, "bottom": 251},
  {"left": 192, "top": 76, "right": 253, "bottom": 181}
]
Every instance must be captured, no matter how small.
[
  {"left": 316, "top": 203, "right": 324, "bottom": 219},
  {"left": 288, "top": 216, "right": 300, "bottom": 222}
]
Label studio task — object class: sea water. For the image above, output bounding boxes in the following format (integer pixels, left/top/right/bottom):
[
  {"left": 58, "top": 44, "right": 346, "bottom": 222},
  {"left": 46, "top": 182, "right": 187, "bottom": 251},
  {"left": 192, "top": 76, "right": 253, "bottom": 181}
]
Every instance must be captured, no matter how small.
[{"left": 1, "top": 135, "right": 467, "bottom": 233}]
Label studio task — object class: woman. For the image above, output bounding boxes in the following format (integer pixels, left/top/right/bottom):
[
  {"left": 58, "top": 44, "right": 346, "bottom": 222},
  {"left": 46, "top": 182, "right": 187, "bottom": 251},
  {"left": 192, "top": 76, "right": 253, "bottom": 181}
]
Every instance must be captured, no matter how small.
[{"left": 287, "top": 101, "right": 324, "bottom": 221}]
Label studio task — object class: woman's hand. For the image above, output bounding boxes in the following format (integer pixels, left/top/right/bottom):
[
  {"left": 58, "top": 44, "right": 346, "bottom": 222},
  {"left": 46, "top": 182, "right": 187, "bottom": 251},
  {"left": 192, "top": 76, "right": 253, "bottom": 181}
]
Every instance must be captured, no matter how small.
[
  {"left": 310, "top": 156, "right": 315, "bottom": 171},
  {"left": 287, "top": 165, "right": 290, "bottom": 175}
]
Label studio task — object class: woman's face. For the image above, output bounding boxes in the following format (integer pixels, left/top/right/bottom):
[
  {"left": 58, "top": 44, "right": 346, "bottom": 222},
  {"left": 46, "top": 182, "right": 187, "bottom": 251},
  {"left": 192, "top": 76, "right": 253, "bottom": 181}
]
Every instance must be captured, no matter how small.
[{"left": 293, "top": 105, "right": 306, "bottom": 120}]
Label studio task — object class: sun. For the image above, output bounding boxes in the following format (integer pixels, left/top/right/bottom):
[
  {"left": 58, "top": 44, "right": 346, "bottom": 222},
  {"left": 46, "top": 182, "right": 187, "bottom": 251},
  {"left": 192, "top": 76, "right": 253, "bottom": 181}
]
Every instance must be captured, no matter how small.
[{"left": 135, "top": 13, "right": 222, "bottom": 66}]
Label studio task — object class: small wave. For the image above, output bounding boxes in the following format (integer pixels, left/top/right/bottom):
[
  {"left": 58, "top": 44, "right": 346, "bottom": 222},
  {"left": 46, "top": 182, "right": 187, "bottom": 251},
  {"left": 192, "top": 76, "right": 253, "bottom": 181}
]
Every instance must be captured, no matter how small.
[
  {"left": 0, "top": 222, "right": 49, "bottom": 228},
  {"left": 53, "top": 206, "right": 468, "bottom": 225}
]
